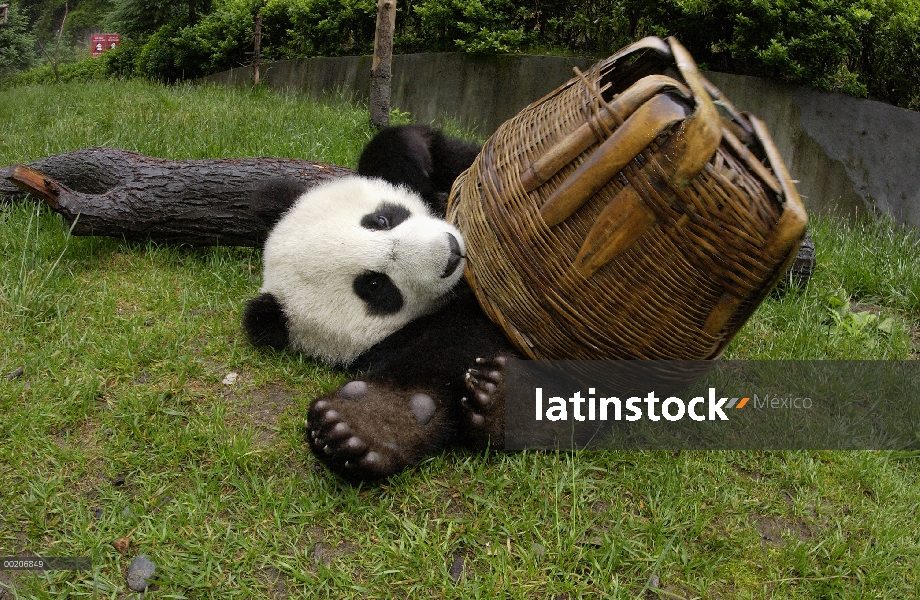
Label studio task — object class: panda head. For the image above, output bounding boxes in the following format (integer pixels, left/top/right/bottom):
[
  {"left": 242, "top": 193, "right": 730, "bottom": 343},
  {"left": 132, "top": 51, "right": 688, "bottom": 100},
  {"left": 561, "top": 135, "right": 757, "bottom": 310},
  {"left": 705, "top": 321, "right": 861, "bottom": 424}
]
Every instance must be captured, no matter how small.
[{"left": 243, "top": 176, "right": 467, "bottom": 365}]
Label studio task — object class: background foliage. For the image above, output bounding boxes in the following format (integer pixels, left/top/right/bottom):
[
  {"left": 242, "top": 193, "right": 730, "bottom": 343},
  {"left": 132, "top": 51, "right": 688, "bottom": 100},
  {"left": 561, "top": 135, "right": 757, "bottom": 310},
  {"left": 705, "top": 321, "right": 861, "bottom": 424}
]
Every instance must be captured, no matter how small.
[
  {"left": 4, "top": 0, "right": 920, "bottom": 108},
  {"left": 0, "top": 3, "right": 37, "bottom": 79}
]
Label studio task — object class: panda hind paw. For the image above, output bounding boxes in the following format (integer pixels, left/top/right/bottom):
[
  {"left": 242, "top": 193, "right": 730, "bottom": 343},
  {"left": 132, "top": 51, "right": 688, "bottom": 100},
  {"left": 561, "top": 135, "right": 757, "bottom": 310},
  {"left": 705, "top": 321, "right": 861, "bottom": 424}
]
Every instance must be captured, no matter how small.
[
  {"left": 306, "top": 382, "right": 444, "bottom": 483},
  {"left": 307, "top": 399, "right": 399, "bottom": 482}
]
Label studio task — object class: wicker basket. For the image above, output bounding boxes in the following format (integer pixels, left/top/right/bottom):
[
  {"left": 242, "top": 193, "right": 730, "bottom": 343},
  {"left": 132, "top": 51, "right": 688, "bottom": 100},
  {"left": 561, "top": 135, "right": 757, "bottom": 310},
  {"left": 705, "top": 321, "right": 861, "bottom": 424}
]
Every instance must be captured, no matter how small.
[{"left": 446, "top": 37, "right": 807, "bottom": 362}]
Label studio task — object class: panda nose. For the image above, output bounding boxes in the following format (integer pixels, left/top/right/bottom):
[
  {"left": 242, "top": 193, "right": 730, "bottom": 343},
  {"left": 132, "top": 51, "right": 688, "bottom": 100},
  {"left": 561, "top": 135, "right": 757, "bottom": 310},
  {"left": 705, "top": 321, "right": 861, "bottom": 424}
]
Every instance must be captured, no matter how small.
[{"left": 441, "top": 233, "right": 464, "bottom": 278}]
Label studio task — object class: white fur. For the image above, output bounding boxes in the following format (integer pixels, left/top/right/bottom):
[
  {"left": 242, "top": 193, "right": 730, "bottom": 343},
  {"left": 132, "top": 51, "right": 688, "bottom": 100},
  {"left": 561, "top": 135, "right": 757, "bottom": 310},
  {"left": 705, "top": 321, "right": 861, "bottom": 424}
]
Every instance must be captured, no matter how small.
[{"left": 260, "top": 176, "right": 466, "bottom": 365}]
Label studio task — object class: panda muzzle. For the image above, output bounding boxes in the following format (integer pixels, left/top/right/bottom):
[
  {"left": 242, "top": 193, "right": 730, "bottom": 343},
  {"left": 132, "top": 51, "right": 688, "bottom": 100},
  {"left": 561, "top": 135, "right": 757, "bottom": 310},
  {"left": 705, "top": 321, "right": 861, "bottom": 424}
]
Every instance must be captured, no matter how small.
[{"left": 441, "top": 233, "right": 464, "bottom": 278}]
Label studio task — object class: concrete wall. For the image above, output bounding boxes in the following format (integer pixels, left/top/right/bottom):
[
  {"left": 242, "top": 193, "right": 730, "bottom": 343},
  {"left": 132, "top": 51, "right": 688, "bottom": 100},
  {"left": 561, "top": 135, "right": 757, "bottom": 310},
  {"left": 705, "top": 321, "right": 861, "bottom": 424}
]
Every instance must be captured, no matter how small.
[
  {"left": 204, "top": 53, "right": 594, "bottom": 133},
  {"left": 204, "top": 53, "right": 920, "bottom": 228}
]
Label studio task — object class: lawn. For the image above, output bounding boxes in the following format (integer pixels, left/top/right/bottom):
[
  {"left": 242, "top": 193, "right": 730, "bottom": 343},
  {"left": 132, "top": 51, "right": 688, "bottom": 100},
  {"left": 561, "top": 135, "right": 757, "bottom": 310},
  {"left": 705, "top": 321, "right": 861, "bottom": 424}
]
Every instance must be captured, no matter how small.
[{"left": 1, "top": 80, "right": 919, "bottom": 598}]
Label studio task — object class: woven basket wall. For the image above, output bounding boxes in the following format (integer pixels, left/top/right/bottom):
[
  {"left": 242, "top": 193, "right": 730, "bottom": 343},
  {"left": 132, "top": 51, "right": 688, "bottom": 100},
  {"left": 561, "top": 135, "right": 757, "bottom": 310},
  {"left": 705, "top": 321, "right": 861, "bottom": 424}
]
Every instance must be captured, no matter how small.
[{"left": 446, "top": 37, "right": 808, "bottom": 362}]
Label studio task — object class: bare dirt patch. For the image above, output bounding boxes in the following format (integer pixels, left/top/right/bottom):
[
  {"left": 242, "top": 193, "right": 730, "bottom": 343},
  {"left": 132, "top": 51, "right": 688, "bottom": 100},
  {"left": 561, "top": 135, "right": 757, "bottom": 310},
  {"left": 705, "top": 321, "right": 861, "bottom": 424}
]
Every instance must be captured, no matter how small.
[
  {"left": 257, "top": 566, "right": 290, "bottom": 599},
  {"left": 312, "top": 539, "right": 360, "bottom": 567},
  {"left": 228, "top": 383, "right": 299, "bottom": 446},
  {"left": 752, "top": 514, "right": 814, "bottom": 547},
  {"left": 851, "top": 302, "right": 884, "bottom": 315}
]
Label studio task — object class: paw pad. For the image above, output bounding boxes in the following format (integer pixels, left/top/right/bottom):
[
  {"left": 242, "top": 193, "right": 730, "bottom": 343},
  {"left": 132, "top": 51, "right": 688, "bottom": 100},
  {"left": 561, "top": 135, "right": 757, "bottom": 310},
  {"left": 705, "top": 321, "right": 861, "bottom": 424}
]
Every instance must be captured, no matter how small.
[
  {"left": 338, "top": 380, "right": 368, "bottom": 399},
  {"left": 409, "top": 393, "right": 436, "bottom": 425}
]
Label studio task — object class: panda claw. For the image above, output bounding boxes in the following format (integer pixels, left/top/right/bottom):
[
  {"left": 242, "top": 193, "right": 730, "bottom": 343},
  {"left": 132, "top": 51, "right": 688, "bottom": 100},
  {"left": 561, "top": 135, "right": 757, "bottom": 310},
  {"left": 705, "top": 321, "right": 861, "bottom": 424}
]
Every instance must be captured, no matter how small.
[{"left": 467, "top": 368, "right": 501, "bottom": 387}]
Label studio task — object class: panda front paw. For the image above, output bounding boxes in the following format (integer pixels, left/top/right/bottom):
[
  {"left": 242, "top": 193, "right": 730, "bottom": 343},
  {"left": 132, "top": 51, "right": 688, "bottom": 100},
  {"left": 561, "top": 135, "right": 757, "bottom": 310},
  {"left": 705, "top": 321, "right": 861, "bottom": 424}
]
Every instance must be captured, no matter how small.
[
  {"left": 461, "top": 355, "right": 507, "bottom": 448},
  {"left": 306, "top": 381, "right": 447, "bottom": 483}
]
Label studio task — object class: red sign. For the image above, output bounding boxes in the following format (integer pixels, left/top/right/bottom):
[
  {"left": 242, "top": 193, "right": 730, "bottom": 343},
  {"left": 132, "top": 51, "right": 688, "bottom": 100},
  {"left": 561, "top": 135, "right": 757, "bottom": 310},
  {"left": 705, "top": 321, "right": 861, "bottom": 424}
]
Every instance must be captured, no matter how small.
[{"left": 91, "top": 34, "right": 120, "bottom": 57}]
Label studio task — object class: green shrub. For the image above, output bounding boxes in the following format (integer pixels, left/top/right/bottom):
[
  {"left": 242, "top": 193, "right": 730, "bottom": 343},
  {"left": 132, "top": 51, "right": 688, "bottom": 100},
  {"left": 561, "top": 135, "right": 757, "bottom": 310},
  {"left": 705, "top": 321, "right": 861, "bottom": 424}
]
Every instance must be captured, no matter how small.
[
  {"left": 631, "top": 0, "right": 920, "bottom": 109},
  {"left": 856, "top": 3, "right": 920, "bottom": 109},
  {"left": 407, "top": 0, "right": 534, "bottom": 53},
  {"left": 3, "top": 55, "right": 108, "bottom": 86},
  {"left": 99, "top": 39, "right": 143, "bottom": 79},
  {"left": 260, "top": 0, "right": 376, "bottom": 59},
  {"left": 131, "top": 0, "right": 265, "bottom": 80},
  {"left": 104, "top": 0, "right": 199, "bottom": 37},
  {"left": 135, "top": 23, "right": 188, "bottom": 81},
  {"left": 259, "top": 0, "right": 314, "bottom": 59},
  {"left": 305, "top": 0, "right": 377, "bottom": 56}
]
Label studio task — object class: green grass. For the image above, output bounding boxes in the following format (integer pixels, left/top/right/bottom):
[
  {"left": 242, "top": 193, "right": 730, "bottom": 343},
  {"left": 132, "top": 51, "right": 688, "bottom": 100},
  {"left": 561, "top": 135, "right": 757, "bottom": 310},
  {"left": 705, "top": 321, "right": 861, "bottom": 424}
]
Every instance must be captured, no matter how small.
[
  {"left": 0, "top": 79, "right": 374, "bottom": 166},
  {"left": 727, "top": 217, "right": 920, "bottom": 360},
  {"left": 1, "top": 80, "right": 919, "bottom": 598}
]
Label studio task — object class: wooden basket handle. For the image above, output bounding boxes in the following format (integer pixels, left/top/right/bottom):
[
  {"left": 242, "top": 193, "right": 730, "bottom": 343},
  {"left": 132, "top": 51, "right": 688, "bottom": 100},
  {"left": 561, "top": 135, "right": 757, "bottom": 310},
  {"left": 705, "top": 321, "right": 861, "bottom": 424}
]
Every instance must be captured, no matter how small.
[
  {"left": 522, "top": 74, "right": 690, "bottom": 194},
  {"left": 573, "top": 38, "right": 723, "bottom": 276},
  {"left": 540, "top": 93, "right": 689, "bottom": 226},
  {"left": 604, "top": 36, "right": 672, "bottom": 64}
]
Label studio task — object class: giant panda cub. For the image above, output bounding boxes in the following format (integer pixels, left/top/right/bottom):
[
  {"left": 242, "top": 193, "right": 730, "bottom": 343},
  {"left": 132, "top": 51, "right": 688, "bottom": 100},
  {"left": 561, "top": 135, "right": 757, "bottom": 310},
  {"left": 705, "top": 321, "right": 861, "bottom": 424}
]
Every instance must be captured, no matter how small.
[{"left": 243, "top": 125, "right": 519, "bottom": 483}]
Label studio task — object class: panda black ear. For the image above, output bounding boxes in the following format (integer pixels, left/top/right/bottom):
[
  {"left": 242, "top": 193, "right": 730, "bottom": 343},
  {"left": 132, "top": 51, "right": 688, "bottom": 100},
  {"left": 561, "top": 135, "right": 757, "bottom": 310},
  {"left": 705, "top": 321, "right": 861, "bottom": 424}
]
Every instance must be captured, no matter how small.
[
  {"left": 243, "top": 293, "right": 290, "bottom": 350},
  {"left": 428, "top": 129, "right": 481, "bottom": 194},
  {"left": 251, "top": 178, "right": 310, "bottom": 230}
]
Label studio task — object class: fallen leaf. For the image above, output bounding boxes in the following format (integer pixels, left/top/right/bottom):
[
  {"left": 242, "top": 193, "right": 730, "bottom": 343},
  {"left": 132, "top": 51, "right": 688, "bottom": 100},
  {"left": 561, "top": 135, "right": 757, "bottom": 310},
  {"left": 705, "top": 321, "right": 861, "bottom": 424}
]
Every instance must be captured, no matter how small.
[{"left": 112, "top": 536, "right": 130, "bottom": 554}]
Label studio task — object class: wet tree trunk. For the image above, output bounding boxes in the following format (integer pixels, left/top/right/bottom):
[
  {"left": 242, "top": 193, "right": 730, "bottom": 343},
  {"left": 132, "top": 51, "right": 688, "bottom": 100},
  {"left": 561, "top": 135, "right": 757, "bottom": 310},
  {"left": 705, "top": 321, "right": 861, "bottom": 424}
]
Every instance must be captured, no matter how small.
[
  {"left": 369, "top": 0, "right": 397, "bottom": 129},
  {"left": 253, "top": 13, "right": 262, "bottom": 85},
  {"left": 2, "top": 147, "right": 353, "bottom": 247}
]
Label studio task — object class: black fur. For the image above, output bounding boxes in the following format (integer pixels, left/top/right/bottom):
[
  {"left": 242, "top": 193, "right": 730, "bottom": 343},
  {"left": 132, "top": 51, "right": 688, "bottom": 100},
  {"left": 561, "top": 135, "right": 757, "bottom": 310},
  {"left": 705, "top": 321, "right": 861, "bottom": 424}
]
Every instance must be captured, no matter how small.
[
  {"left": 351, "top": 284, "right": 512, "bottom": 392},
  {"left": 242, "top": 292, "right": 289, "bottom": 350},
  {"left": 357, "top": 124, "right": 481, "bottom": 213},
  {"left": 250, "top": 178, "right": 310, "bottom": 232},
  {"left": 353, "top": 272, "right": 404, "bottom": 315},
  {"left": 360, "top": 202, "right": 412, "bottom": 231}
]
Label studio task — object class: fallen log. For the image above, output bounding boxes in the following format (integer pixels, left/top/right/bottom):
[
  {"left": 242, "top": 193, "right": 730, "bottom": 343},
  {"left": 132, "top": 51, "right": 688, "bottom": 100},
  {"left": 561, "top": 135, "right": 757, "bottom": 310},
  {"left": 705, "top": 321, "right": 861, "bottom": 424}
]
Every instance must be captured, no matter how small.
[{"left": 2, "top": 147, "right": 354, "bottom": 247}]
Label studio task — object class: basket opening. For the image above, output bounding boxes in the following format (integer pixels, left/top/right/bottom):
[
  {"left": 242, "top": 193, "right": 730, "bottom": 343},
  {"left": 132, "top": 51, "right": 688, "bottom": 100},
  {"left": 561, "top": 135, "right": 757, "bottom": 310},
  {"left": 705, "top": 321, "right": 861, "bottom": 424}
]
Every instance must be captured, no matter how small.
[{"left": 597, "top": 48, "right": 675, "bottom": 103}]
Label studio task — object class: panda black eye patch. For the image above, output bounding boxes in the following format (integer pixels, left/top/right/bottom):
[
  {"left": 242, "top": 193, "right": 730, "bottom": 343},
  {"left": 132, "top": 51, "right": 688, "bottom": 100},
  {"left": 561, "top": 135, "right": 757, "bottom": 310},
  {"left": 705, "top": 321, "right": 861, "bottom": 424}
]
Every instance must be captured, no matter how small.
[
  {"left": 353, "top": 271, "right": 404, "bottom": 315},
  {"left": 360, "top": 202, "right": 412, "bottom": 231}
]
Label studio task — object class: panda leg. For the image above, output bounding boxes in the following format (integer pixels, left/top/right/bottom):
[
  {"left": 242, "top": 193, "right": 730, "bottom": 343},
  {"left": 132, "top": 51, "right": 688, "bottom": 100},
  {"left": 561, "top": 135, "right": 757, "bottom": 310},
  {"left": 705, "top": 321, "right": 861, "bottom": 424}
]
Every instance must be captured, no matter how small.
[{"left": 307, "top": 381, "right": 453, "bottom": 483}]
